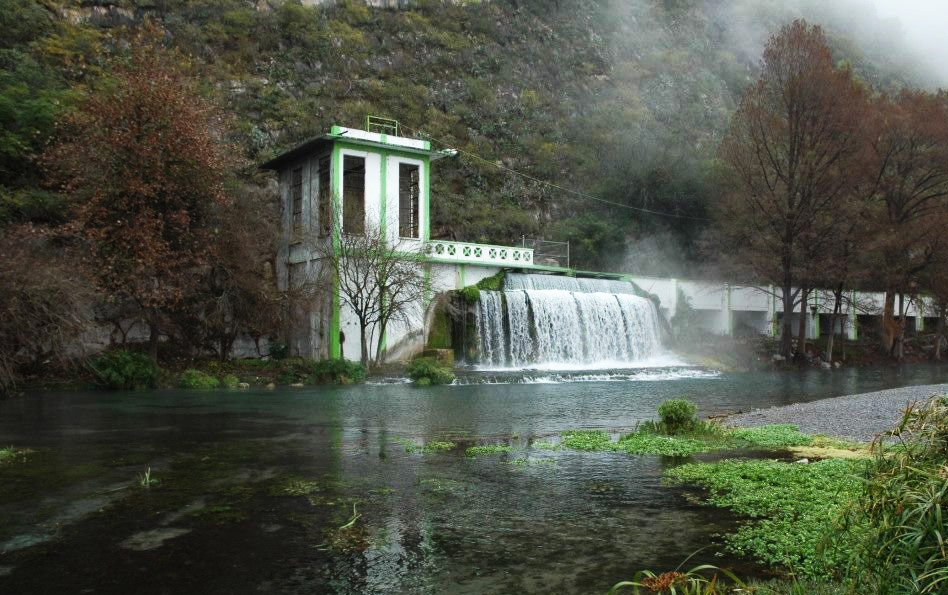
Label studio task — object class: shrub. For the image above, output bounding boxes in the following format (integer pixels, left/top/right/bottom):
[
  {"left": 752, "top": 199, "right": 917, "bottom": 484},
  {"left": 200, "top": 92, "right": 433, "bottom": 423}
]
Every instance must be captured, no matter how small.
[
  {"left": 268, "top": 342, "right": 288, "bottom": 360},
  {"left": 92, "top": 350, "right": 160, "bottom": 390},
  {"left": 845, "top": 397, "right": 948, "bottom": 593},
  {"left": 305, "top": 359, "right": 366, "bottom": 385},
  {"left": 407, "top": 357, "right": 455, "bottom": 385},
  {"left": 658, "top": 399, "right": 697, "bottom": 434},
  {"left": 459, "top": 285, "right": 480, "bottom": 303},
  {"left": 178, "top": 369, "right": 220, "bottom": 389},
  {"left": 219, "top": 374, "right": 240, "bottom": 389}
]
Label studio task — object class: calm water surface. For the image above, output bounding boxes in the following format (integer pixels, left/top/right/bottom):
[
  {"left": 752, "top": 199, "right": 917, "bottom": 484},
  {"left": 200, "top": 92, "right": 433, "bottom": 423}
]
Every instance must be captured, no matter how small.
[{"left": 1, "top": 364, "right": 947, "bottom": 594}]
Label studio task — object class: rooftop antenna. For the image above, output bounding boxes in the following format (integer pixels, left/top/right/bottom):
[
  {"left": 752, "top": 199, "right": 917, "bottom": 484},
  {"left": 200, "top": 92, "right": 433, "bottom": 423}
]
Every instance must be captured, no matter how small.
[{"left": 365, "top": 115, "right": 399, "bottom": 136}]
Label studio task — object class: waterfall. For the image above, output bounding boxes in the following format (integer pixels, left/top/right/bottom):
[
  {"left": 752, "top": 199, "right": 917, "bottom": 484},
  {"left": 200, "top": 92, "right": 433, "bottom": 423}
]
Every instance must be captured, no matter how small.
[{"left": 473, "top": 274, "right": 664, "bottom": 368}]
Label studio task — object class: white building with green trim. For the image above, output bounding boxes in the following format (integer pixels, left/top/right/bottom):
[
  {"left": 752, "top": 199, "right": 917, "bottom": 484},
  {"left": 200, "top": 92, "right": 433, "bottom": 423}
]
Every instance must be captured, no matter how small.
[{"left": 263, "top": 124, "right": 931, "bottom": 363}]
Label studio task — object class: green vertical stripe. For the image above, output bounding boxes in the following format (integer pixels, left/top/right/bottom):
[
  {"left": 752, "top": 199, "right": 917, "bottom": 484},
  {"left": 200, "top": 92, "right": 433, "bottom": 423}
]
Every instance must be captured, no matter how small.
[
  {"left": 379, "top": 154, "right": 387, "bottom": 240},
  {"left": 422, "top": 155, "right": 431, "bottom": 241},
  {"left": 329, "top": 144, "right": 342, "bottom": 359}
]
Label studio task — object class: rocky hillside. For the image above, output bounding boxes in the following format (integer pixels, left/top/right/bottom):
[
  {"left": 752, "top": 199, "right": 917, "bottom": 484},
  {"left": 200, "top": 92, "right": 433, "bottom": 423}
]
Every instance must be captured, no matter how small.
[{"left": 1, "top": 0, "right": 935, "bottom": 271}]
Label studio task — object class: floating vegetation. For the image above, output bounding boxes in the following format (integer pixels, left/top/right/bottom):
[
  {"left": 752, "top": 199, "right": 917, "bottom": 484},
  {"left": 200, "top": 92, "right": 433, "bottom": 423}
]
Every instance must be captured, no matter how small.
[
  {"left": 465, "top": 444, "right": 512, "bottom": 457},
  {"left": 338, "top": 502, "right": 360, "bottom": 530},
  {"left": 531, "top": 441, "right": 560, "bottom": 450},
  {"left": 273, "top": 477, "right": 320, "bottom": 496},
  {"left": 421, "top": 441, "right": 456, "bottom": 454},
  {"left": 393, "top": 437, "right": 419, "bottom": 453},
  {"left": 509, "top": 457, "right": 557, "bottom": 466},
  {"left": 730, "top": 424, "right": 814, "bottom": 448},
  {"left": 560, "top": 430, "right": 612, "bottom": 451},
  {"left": 666, "top": 458, "right": 866, "bottom": 577}
]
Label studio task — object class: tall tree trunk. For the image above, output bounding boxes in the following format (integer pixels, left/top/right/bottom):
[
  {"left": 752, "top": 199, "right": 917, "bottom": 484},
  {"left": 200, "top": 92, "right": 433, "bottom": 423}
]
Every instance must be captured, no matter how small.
[
  {"left": 935, "top": 303, "right": 946, "bottom": 361},
  {"left": 797, "top": 288, "right": 810, "bottom": 360},
  {"left": 896, "top": 293, "right": 907, "bottom": 360},
  {"left": 780, "top": 284, "right": 794, "bottom": 358},
  {"left": 359, "top": 323, "right": 370, "bottom": 369},
  {"left": 826, "top": 285, "right": 843, "bottom": 364},
  {"left": 881, "top": 288, "right": 899, "bottom": 356},
  {"left": 147, "top": 318, "right": 160, "bottom": 364},
  {"left": 375, "top": 320, "right": 388, "bottom": 365}
]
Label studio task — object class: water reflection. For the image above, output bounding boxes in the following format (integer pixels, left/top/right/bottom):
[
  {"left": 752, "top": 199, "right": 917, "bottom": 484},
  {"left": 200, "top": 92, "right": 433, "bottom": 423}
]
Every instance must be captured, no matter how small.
[{"left": 0, "top": 364, "right": 946, "bottom": 593}]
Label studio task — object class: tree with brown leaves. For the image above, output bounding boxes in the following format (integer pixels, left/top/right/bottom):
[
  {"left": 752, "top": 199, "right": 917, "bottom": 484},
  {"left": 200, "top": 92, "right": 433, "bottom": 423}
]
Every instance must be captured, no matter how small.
[
  {"left": 43, "top": 26, "right": 242, "bottom": 362},
  {"left": 861, "top": 90, "right": 948, "bottom": 359},
  {"left": 715, "top": 19, "right": 868, "bottom": 358}
]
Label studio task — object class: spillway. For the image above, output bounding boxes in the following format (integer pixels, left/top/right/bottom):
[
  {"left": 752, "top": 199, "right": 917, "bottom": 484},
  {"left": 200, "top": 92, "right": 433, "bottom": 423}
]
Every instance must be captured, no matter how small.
[{"left": 473, "top": 273, "right": 663, "bottom": 368}]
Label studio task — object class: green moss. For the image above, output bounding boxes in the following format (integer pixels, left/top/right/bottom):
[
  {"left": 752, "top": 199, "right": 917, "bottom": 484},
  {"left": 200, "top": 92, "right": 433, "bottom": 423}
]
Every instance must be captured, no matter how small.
[
  {"left": 427, "top": 302, "right": 453, "bottom": 349},
  {"left": 474, "top": 271, "right": 505, "bottom": 291},
  {"left": 465, "top": 444, "right": 512, "bottom": 457},
  {"left": 458, "top": 285, "right": 480, "bottom": 303},
  {"left": 421, "top": 441, "right": 456, "bottom": 453},
  {"left": 272, "top": 477, "right": 320, "bottom": 496}
]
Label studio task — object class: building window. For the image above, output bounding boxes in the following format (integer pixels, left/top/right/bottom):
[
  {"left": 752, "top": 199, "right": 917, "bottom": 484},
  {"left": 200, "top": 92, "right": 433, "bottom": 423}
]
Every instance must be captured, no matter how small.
[
  {"left": 318, "top": 155, "right": 331, "bottom": 237},
  {"left": 291, "top": 166, "right": 303, "bottom": 242},
  {"left": 343, "top": 156, "right": 365, "bottom": 235},
  {"left": 398, "top": 163, "right": 420, "bottom": 238}
]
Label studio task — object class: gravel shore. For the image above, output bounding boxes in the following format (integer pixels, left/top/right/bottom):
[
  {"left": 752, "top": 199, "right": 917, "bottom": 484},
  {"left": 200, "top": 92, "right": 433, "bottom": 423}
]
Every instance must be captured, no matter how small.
[{"left": 727, "top": 383, "right": 948, "bottom": 442}]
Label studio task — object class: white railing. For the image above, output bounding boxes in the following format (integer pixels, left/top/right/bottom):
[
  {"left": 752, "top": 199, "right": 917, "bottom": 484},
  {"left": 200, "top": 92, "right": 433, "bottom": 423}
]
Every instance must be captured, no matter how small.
[{"left": 424, "top": 240, "right": 534, "bottom": 267}]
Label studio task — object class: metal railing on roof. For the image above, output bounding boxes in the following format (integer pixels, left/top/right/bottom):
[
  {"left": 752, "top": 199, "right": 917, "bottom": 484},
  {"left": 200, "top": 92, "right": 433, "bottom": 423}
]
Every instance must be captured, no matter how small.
[
  {"left": 365, "top": 116, "right": 399, "bottom": 136},
  {"left": 522, "top": 237, "right": 569, "bottom": 268}
]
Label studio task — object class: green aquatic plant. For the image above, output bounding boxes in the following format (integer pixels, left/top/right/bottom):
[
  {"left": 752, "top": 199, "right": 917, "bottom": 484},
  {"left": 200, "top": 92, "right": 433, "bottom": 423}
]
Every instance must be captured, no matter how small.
[
  {"left": 421, "top": 441, "right": 456, "bottom": 454},
  {"left": 178, "top": 369, "right": 220, "bottom": 389},
  {"left": 667, "top": 458, "right": 866, "bottom": 577},
  {"left": 560, "top": 429, "right": 612, "bottom": 450},
  {"left": 617, "top": 432, "right": 714, "bottom": 457},
  {"left": 465, "top": 444, "right": 512, "bottom": 457},
  {"left": 730, "top": 424, "right": 814, "bottom": 448},
  {"left": 138, "top": 467, "right": 159, "bottom": 489},
  {"left": 338, "top": 502, "right": 360, "bottom": 530},
  {"left": 531, "top": 441, "right": 560, "bottom": 450}
]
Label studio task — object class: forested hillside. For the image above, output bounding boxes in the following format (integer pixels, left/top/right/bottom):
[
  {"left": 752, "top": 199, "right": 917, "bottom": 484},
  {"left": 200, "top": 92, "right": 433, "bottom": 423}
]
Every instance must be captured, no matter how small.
[{"left": 1, "top": 0, "right": 936, "bottom": 272}]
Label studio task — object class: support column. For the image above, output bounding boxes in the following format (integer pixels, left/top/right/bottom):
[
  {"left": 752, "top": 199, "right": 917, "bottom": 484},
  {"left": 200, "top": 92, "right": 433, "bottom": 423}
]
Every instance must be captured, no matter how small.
[
  {"left": 722, "top": 283, "right": 733, "bottom": 336},
  {"left": 810, "top": 293, "right": 820, "bottom": 339},
  {"left": 917, "top": 297, "right": 925, "bottom": 332},
  {"left": 768, "top": 284, "right": 777, "bottom": 338}
]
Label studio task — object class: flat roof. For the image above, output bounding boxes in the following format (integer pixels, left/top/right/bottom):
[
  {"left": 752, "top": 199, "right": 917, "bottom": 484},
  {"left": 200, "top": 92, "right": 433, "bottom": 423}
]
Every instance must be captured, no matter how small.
[{"left": 260, "top": 126, "right": 457, "bottom": 170}]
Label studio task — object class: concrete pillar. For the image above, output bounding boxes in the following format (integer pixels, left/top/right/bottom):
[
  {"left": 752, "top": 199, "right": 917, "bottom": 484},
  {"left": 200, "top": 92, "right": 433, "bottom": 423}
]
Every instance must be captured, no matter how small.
[
  {"left": 722, "top": 283, "right": 732, "bottom": 336},
  {"left": 845, "top": 290, "right": 858, "bottom": 340},
  {"left": 768, "top": 284, "right": 778, "bottom": 338},
  {"left": 810, "top": 293, "right": 820, "bottom": 339},
  {"left": 917, "top": 297, "right": 925, "bottom": 332}
]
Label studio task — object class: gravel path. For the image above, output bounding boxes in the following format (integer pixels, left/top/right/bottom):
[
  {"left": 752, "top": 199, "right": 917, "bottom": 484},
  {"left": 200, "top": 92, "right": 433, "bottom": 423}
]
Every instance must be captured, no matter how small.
[{"left": 727, "top": 383, "right": 948, "bottom": 442}]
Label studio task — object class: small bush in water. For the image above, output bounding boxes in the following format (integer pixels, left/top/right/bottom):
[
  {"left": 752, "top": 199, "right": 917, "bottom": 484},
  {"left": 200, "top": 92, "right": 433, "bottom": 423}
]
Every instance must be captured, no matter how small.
[
  {"left": 407, "top": 357, "right": 455, "bottom": 385},
  {"left": 178, "top": 369, "right": 220, "bottom": 389},
  {"left": 92, "top": 350, "right": 160, "bottom": 390},
  {"left": 305, "top": 359, "right": 366, "bottom": 384},
  {"left": 219, "top": 374, "right": 240, "bottom": 389},
  {"left": 658, "top": 399, "right": 698, "bottom": 434}
]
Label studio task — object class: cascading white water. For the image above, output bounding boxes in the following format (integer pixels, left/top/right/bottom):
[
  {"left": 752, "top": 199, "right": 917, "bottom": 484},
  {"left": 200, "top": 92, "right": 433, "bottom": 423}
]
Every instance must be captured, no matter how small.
[{"left": 474, "top": 274, "right": 664, "bottom": 368}]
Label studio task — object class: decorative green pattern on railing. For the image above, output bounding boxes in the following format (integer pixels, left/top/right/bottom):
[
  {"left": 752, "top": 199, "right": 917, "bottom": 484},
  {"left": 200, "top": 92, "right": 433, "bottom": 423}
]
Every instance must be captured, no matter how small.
[{"left": 424, "top": 241, "right": 534, "bottom": 266}]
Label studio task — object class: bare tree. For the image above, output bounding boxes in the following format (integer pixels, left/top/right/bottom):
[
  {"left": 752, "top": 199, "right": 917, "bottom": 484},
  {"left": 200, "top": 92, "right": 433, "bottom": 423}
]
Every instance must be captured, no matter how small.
[
  {"left": 0, "top": 225, "right": 92, "bottom": 393},
  {"left": 318, "top": 225, "right": 430, "bottom": 368},
  {"left": 714, "top": 19, "right": 867, "bottom": 358}
]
